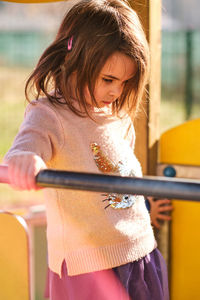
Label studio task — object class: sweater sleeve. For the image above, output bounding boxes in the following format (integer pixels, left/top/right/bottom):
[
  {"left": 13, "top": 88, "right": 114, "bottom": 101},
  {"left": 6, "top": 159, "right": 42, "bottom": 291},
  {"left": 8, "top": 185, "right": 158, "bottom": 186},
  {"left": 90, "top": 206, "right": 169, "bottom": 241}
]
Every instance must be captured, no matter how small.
[{"left": 4, "top": 101, "right": 64, "bottom": 164}]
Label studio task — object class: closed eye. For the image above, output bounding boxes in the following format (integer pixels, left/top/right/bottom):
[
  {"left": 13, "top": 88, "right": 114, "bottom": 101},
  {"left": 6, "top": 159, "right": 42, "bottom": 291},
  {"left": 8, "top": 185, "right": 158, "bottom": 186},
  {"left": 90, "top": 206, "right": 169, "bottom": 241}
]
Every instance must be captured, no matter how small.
[
  {"left": 102, "top": 78, "right": 113, "bottom": 83},
  {"left": 102, "top": 77, "right": 130, "bottom": 85}
]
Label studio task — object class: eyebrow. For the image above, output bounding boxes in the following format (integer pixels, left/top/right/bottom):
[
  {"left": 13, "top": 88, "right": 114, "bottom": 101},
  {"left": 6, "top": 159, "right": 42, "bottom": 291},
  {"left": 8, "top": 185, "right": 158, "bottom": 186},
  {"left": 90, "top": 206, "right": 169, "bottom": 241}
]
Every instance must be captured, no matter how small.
[{"left": 102, "top": 74, "right": 119, "bottom": 80}]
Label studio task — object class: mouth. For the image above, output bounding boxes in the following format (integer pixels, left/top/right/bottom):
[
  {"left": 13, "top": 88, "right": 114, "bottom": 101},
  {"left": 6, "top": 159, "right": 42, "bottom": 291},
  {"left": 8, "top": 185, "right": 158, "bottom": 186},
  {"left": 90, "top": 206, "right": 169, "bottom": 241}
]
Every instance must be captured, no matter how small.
[{"left": 102, "top": 101, "right": 112, "bottom": 105}]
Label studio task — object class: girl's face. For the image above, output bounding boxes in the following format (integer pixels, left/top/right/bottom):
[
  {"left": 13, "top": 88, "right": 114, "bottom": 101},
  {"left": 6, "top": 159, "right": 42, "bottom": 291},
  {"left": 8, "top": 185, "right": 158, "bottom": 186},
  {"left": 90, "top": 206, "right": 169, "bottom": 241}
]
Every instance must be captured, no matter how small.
[{"left": 85, "top": 51, "right": 137, "bottom": 108}]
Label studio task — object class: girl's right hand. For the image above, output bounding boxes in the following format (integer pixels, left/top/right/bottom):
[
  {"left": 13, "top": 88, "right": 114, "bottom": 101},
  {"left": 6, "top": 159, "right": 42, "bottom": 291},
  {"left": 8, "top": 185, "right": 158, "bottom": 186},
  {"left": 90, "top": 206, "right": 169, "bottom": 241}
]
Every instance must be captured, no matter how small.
[
  {"left": 147, "top": 197, "right": 173, "bottom": 229},
  {"left": 5, "top": 153, "right": 47, "bottom": 191}
]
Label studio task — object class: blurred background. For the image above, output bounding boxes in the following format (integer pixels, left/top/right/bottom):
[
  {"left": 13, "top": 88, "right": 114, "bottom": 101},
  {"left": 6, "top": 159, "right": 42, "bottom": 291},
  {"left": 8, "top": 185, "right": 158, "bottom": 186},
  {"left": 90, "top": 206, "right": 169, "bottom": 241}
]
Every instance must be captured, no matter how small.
[
  {"left": 0, "top": 0, "right": 75, "bottom": 208},
  {"left": 0, "top": 1, "right": 199, "bottom": 300},
  {"left": 0, "top": 0, "right": 200, "bottom": 205},
  {"left": 162, "top": 0, "right": 200, "bottom": 132}
]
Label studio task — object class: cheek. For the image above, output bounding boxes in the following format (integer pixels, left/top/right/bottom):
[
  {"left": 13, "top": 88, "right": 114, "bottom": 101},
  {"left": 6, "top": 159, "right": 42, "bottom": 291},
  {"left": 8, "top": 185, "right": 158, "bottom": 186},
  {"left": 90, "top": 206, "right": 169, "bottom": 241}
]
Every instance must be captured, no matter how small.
[{"left": 94, "top": 82, "right": 107, "bottom": 99}]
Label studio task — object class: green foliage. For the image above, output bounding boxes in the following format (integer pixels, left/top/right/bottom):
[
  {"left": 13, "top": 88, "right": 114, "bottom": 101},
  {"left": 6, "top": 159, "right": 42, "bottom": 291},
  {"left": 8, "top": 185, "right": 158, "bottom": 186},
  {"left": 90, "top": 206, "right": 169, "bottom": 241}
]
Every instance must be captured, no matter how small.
[
  {"left": 0, "top": 66, "right": 28, "bottom": 161},
  {"left": 0, "top": 66, "right": 43, "bottom": 207}
]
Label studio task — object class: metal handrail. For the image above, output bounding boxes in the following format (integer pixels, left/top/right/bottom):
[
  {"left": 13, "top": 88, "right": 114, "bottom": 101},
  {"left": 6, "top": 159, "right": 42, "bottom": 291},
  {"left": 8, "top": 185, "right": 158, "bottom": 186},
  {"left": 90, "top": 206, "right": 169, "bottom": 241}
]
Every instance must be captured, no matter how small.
[{"left": 1, "top": 165, "right": 200, "bottom": 201}]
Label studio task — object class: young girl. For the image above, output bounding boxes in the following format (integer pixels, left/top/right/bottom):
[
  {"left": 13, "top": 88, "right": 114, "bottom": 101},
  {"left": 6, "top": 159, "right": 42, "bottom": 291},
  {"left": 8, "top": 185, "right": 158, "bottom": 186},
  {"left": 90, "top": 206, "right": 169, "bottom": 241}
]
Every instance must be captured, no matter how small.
[{"left": 4, "top": 0, "right": 169, "bottom": 299}]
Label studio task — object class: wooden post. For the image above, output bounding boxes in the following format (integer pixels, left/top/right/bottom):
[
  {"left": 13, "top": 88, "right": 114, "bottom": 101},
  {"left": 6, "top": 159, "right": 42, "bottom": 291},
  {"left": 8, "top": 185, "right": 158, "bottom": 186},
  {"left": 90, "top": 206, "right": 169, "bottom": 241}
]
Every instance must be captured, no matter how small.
[
  {"left": 130, "top": 0, "right": 167, "bottom": 271},
  {"left": 130, "top": 0, "right": 161, "bottom": 176}
]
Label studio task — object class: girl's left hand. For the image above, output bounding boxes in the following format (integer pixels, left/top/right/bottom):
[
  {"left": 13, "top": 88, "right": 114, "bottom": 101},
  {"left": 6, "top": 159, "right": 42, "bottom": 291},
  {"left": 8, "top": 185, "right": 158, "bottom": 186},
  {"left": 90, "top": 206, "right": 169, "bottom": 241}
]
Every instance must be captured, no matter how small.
[
  {"left": 147, "top": 197, "right": 173, "bottom": 229},
  {"left": 5, "top": 153, "right": 46, "bottom": 191}
]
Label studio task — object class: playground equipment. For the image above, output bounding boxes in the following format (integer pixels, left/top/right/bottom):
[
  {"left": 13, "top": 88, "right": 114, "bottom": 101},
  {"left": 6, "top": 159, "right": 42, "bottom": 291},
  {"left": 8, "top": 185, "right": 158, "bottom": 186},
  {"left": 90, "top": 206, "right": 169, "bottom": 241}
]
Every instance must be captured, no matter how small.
[
  {"left": 0, "top": 205, "right": 47, "bottom": 300},
  {"left": 1, "top": 140, "right": 200, "bottom": 299},
  {"left": 3, "top": 0, "right": 62, "bottom": 3},
  {"left": 158, "top": 118, "right": 200, "bottom": 300},
  {"left": 1, "top": 164, "right": 200, "bottom": 200},
  {"left": 0, "top": 211, "right": 30, "bottom": 300}
]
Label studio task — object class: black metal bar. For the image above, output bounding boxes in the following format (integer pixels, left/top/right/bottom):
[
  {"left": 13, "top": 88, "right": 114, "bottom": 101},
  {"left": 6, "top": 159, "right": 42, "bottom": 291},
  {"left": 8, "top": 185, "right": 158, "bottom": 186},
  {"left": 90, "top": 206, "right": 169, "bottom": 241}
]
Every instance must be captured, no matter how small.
[{"left": 36, "top": 170, "right": 200, "bottom": 201}]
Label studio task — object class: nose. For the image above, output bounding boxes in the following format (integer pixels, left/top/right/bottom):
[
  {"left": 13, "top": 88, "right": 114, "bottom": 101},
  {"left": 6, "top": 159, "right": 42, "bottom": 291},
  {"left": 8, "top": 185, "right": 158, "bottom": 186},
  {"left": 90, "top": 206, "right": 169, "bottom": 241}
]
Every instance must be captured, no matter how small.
[{"left": 109, "top": 84, "right": 123, "bottom": 99}]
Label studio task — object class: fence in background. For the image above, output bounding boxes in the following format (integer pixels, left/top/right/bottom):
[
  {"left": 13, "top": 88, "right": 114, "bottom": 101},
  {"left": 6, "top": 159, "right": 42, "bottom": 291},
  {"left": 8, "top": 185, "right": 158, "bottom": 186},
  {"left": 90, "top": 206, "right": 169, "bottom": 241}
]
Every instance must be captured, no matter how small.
[
  {"left": 162, "top": 30, "right": 200, "bottom": 118},
  {"left": 1, "top": 29, "right": 200, "bottom": 118}
]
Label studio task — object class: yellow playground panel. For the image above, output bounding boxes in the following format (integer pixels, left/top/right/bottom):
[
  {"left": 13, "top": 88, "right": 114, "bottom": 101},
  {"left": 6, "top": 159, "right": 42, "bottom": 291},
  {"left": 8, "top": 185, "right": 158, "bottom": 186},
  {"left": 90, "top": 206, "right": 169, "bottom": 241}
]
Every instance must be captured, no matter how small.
[
  {"left": 0, "top": 211, "right": 30, "bottom": 300},
  {"left": 3, "top": 0, "right": 63, "bottom": 3},
  {"left": 159, "top": 118, "right": 200, "bottom": 299},
  {"left": 0, "top": 207, "right": 47, "bottom": 300}
]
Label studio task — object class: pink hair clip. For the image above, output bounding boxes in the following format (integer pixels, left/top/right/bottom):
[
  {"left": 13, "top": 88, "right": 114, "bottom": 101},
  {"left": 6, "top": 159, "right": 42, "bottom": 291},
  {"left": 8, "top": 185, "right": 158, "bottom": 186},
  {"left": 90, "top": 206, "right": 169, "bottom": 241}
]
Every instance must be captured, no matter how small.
[{"left": 67, "top": 36, "right": 73, "bottom": 51}]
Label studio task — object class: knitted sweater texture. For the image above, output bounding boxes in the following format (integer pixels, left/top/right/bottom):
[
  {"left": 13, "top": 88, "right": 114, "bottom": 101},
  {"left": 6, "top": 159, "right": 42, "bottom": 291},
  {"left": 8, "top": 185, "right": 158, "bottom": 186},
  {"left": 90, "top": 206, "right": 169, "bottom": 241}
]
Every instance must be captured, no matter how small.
[{"left": 4, "top": 98, "right": 156, "bottom": 276}]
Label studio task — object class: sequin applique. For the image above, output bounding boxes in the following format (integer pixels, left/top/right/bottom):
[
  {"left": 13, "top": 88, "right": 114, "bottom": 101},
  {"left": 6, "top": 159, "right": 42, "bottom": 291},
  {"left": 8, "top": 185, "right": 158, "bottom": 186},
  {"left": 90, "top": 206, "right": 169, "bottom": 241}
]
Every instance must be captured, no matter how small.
[
  {"left": 91, "top": 142, "right": 137, "bottom": 209},
  {"left": 91, "top": 143, "right": 118, "bottom": 173},
  {"left": 102, "top": 193, "right": 136, "bottom": 209}
]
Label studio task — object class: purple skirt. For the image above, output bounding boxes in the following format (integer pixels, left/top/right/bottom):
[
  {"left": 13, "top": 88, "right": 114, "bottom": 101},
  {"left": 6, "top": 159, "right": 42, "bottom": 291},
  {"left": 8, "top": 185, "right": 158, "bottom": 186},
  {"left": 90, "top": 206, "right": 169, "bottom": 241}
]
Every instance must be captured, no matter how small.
[{"left": 45, "top": 248, "right": 169, "bottom": 300}]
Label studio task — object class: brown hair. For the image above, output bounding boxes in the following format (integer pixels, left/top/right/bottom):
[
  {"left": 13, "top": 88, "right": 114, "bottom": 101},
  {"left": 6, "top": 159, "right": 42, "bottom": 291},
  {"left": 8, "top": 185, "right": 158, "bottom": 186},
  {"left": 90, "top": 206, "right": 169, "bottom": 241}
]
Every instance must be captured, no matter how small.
[{"left": 25, "top": 0, "right": 149, "bottom": 119}]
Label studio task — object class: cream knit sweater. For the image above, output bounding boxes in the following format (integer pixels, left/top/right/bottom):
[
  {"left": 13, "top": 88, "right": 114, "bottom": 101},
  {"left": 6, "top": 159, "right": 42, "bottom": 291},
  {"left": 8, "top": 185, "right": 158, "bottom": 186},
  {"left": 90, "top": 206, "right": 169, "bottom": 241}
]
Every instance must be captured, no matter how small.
[{"left": 4, "top": 97, "right": 156, "bottom": 276}]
